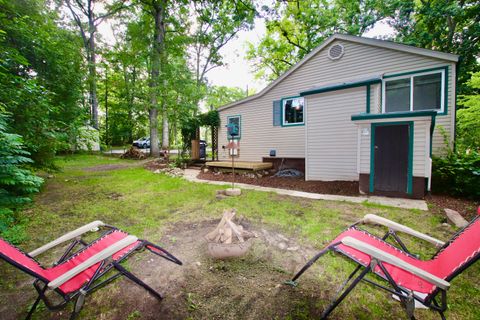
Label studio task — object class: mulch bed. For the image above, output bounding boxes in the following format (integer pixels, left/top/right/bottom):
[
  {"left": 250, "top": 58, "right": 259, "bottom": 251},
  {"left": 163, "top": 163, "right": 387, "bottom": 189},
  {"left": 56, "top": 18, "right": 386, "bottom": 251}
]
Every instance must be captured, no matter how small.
[
  {"left": 199, "top": 172, "right": 479, "bottom": 219},
  {"left": 425, "top": 194, "right": 479, "bottom": 220},
  {"left": 197, "top": 171, "right": 359, "bottom": 196},
  {"left": 144, "top": 158, "right": 168, "bottom": 171}
]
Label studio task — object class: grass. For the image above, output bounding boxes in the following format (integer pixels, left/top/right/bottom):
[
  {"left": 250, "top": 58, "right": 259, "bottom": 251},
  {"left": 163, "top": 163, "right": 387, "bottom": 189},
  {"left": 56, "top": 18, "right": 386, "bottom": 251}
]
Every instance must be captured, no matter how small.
[{"left": 0, "top": 154, "right": 478, "bottom": 320}]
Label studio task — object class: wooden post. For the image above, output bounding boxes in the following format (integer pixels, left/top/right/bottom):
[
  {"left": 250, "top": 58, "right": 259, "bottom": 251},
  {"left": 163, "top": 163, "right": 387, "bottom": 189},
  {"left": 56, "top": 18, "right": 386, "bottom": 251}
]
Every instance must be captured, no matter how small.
[{"left": 232, "top": 147, "right": 235, "bottom": 189}]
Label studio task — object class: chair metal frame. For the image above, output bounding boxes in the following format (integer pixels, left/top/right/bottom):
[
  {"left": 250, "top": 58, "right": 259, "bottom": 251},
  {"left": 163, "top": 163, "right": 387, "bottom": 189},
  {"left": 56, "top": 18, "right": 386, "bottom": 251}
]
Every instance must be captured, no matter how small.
[
  {"left": 288, "top": 214, "right": 479, "bottom": 320},
  {"left": 0, "top": 223, "right": 182, "bottom": 320}
]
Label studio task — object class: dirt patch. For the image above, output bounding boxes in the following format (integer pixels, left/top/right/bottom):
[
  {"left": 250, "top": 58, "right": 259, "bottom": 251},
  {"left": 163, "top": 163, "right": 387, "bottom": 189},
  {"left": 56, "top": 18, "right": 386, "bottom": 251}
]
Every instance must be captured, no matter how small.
[
  {"left": 105, "top": 192, "right": 123, "bottom": 200},
  {"left": 3, "top": 218, "right": 458, "bottom": 320},
  {"left": 198, "top": 171, "right": 359, "bottom": 196},
  {"left": 144, "top": 158, "right": 169, "bottom": 171},
  {"left": 115, "top": 219, "right": 326, "bottom": 320},
  {"left": 83, "top": 164, "right": 133, "bottom": 172},
  {"left": 425, "top": 194, "right": 479, "bottom": 220}
]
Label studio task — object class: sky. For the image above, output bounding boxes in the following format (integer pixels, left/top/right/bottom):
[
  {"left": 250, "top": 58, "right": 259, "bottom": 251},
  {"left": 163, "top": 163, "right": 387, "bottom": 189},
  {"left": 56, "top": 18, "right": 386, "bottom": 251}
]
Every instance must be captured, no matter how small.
[{"left": 98, "top": 11, "right": 395, "bottom": 93}]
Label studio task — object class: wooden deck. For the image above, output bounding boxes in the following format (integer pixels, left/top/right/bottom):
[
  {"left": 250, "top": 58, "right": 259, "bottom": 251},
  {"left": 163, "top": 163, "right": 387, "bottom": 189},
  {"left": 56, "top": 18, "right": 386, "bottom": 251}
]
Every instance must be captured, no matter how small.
[{"left": 206, "top": 161, "right": 273, "bottom": 171}]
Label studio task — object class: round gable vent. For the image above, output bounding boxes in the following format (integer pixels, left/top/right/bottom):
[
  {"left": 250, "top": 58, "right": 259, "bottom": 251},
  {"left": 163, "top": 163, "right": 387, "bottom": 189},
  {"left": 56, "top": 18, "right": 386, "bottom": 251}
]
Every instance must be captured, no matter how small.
[{"left": 328, "top": 44, "right": 344, "bottom": 60}]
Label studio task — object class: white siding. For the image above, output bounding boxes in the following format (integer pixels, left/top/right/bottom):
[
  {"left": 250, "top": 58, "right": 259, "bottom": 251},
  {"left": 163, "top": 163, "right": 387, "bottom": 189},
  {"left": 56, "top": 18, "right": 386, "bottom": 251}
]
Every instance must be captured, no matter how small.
[
  {"left": 359, "top": 123, "right": 371, "bottom": 174},
  {"left": 355, "top": 117, "right": 432, "bottom": 177},
  {"left": 306, "top": 88, "right": 364, "bottom": 181},
  {"left": 218, "top": 39, "right": 455, "bottom": 167}
]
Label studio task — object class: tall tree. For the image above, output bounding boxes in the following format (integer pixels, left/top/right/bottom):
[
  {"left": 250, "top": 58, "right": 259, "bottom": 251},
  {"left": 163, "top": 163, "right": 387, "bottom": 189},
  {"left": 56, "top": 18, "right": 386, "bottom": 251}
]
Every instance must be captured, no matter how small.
[
  {"left": 388, "top": 0, "right": 480, "bottom": 94},
  {"left": 139, "top": 0, "right": 167, "bottom": 157},
  {"left": 63, "top": 0, "right": 127, "bottom": 129},
  {"left": 247, "top": 0, "right": 391, "bottom": 81},
  {"left": 0, "top": 0, "right": 85, "bottom": 167},
  {"left": 205, "top": 85, "right": 251, "bottom": 108},
  {"left": 190, "top": 0, "right": 256, "bottom": 86}
]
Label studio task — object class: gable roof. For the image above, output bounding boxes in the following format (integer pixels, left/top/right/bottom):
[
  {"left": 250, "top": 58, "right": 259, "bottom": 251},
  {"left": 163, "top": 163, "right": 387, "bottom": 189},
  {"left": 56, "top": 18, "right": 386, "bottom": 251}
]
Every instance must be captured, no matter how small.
[{"left": 218, "top": 34, "right": 459, "bottom": 111}]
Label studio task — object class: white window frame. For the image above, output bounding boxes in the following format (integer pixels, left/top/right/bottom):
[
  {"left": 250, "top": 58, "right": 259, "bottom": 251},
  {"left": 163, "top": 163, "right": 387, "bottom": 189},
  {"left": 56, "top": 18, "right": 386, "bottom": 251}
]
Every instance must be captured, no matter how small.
[
  {"left": 282, "top": 97, "right": 305, "bottom": 126},
  {"left": 382, "top": 69, "right": 445, "bottom": 114}
]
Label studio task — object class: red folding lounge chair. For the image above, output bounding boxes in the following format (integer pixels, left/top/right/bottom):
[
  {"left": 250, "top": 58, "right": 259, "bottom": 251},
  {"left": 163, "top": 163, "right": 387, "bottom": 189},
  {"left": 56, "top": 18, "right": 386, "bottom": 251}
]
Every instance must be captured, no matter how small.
[
  {"left": 288, "top": 210, "right": 480, "bottom": 319},
  {"left": 0, "top": 221, "right": 182, "bottom": 320}
]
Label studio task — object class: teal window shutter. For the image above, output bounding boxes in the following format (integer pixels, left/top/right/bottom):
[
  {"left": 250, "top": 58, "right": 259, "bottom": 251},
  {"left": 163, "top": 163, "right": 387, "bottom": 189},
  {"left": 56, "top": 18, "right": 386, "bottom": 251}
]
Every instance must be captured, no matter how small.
[{"left": 273, "top": 100, "right": 281, "bottom": 126}]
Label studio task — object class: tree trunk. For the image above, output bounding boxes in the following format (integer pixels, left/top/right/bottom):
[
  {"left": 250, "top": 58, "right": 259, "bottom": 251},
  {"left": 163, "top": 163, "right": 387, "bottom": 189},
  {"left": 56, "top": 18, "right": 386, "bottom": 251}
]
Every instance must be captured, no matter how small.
[
  {"left": 162, "top": 100, "right": 169, "bottom": 149},
  {"left": 88, "top": 10, "right": 99, "bottom": 129},
  {"left": 148, "top": 0, "right": 167, "bottom": 158},
  {"left": 149, "top": 107, "right": 159, "bottom": 156},
  {"left": 104, "top": 68, "right": 108, "bottom": 145}
]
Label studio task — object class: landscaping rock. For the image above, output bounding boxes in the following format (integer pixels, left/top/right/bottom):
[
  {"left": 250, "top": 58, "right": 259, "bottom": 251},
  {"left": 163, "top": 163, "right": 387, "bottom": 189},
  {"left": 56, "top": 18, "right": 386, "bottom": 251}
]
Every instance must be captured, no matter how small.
[
  {"left": 444, "top": 208, "right": 468, "bottom": 228},
  {"left": 225, "top": 188, "right": 241, "bottom": 196},
  {"left": 244, "top": 173, "right": 256, "bottom": 179},
  {"left": 153, "top": 167, "right": 184, "bottom": 177}
]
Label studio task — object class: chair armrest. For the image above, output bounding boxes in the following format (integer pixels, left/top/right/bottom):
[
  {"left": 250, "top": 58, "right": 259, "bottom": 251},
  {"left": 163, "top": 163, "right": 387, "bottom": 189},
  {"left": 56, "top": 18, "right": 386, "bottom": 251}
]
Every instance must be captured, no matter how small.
[
  {"left": 362, "top": 214, "right": 444, "bottom": 248},
  {"left": 29, "top": 221, "right": 106, "bottom": 257},
  {"left": 341, "top": 236, "right": 450, "bottom": 290},
  {"left": 47, "top": 235, "right": 138, "bottom": 289}
]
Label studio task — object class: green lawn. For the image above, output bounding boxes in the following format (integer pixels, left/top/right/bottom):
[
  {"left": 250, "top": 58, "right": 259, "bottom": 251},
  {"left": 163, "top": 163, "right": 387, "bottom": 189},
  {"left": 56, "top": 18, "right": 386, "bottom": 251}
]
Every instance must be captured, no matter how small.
[{"left": 0, "top": 154, "right": 478, "bottom": 320}]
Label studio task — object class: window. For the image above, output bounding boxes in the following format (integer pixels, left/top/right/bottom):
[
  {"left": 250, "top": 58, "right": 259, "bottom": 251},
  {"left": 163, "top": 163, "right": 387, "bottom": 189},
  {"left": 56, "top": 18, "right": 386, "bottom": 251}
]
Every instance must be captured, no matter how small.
[
  {"left": 385, "top": 78, "right": 410, "bottom": 112},
  {"left": 226, "top": 115, "right": 241, "bottom": 139},
  {"left": 383, "top": 70, "right": 445, "bottom": 113},
  {"left": 283, "top": 97, "right": 304, "bottom": 125}
]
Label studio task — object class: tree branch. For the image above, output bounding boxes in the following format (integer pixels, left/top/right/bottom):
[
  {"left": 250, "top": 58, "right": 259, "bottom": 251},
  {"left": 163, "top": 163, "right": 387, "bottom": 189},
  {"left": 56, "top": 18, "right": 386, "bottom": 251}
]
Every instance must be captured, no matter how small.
[
  {"left": 74, "top": 0, "right": 89, "bottom": 17},
  {"left": 279, "top": 25, "right": 307, "bottom": 52},
  {"left": 94, "top": 1, "right": 129, "bottom": 27},
  {"left": 66, "top": 0, "right": 89, "bottom": 49}
]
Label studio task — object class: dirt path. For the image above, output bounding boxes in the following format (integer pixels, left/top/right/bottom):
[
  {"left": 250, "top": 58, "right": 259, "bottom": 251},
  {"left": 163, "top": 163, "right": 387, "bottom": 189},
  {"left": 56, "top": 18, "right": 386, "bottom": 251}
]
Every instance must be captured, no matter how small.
[{"left": 83, "top": 160, "right": 149, "bottom": 172}]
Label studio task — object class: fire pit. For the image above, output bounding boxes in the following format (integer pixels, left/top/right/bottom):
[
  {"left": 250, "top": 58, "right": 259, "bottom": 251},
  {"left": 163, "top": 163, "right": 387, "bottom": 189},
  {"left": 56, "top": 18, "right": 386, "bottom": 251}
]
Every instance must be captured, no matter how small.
[{"left": 205, "top": 209, "right": 256, "bottom": 259}]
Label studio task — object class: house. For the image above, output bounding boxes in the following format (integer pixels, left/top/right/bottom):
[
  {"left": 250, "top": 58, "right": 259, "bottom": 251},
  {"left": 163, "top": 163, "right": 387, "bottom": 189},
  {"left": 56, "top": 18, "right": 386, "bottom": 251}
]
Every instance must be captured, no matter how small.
[{"left": 217, "top": 34, "right": 459, "bottom": 199}]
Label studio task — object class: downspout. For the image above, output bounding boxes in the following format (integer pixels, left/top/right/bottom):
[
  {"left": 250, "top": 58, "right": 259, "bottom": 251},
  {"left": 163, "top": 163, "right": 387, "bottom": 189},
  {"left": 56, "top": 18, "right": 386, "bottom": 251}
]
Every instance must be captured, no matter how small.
[
  {"left": 428, "top": 113, "right": 437, "bottom": 191},
  {"left": 453, "top": 59, "right": 460, "bottom": 153}
]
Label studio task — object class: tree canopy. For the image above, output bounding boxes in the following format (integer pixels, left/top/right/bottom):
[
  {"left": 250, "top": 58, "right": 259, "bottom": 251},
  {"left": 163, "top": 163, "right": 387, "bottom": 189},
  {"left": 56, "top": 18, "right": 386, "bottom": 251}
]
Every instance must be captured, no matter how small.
[
  {"left": 247, "top": 0, "right": 390, "bottom": 81},
  {"left": 0, "top": 0, "right": 86, "bottom": 168}
]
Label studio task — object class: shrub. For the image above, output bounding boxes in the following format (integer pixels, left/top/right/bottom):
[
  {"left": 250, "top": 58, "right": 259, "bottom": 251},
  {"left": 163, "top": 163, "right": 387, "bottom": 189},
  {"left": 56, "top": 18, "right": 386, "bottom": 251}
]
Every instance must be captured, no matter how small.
[
  {"left": 0, "top": 112, "right": 43, "bottom": 243},
  {"left": 432, "top": 150, "right": 480, "bottom": 199}
]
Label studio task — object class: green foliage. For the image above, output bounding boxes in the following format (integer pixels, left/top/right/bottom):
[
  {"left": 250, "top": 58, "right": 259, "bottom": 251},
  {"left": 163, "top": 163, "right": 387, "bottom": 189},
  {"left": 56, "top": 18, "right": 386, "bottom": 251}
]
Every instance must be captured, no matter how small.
[
  {"left": 0, "top": 0, "right": 86, "bottom": 168},
  {"left": 205, "top": 85, "right": 250, "bottom": 108},
  {"left": 191, "top": 0, "right": 256, "bottom": 83},
  {"left": 247, "top": 0, "right": 389, "bottom": 81},
  {"left": 0, "top": 112, "right": 43, "bottom": 243},
  {"left": 180, "top": 110, "right": 219, "bottom": 151},
  {"left": 198, "top": 110, "right": 220, "bottom": 127},
  {"left": 457, "top": 71, "right": 480, "bottom": 151},
  {"left": 432, "top": 151, "right": 480, "bottom": 199},
  {"left": 248, "top": 0, "right": 479, "bottom": 93},
  {"left": 390, "top": 0, "right": 480, "bottom": 94}
]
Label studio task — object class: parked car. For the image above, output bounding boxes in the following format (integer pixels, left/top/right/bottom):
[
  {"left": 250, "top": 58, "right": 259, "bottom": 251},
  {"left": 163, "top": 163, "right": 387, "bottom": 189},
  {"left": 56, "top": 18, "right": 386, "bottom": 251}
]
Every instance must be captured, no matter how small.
[{"left": 132, "top": 137, "right": 150, "bottom": 149}]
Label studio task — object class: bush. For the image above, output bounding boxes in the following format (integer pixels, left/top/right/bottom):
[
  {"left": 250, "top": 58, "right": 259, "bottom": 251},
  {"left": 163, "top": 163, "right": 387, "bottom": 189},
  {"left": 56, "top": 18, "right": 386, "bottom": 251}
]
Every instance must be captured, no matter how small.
[
  {"left": 432, "top": 151, "right": 480, "bottom": 199},
  {"left": 0, "top": 112, "right": 43, "bottom": 243}
]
